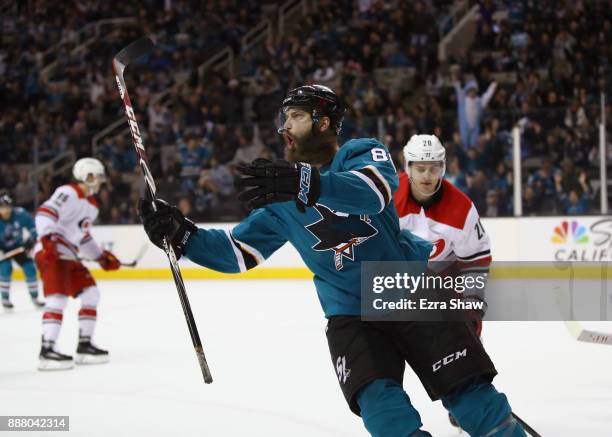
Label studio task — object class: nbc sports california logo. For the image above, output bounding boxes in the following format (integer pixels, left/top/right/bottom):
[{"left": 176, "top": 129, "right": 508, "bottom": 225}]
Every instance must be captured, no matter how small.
[
  {"left": 551, "top": 220, "right": 589, "bottom": 244},
  {"left": 550, "top": 219, "right": 612, "bottom": 261}
]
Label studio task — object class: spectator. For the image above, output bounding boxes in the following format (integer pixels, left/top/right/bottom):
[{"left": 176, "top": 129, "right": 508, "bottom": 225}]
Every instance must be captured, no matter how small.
[
  {"left": 485, "top": 189, "right": 500, "bottom": 217},
  {"left": 109, "top": 137, "right": 137, "bottom": 173},
  {"left": 564, "top": 98, "right": 588, "bottom": 130},
  {"left": 179, "top": 135, "right": 212, "bottom": 192},
  {"left": 563, "top": 190, "right": 589, "bottom": 215},
  {"left": 312, "top": 58, "right": 336, "bottom": 85},
  {"left": 148, "top": 101, "right": 170, "bottom": 135},
  {"left": 231, "top": 129, "right": 267, "bottom": 165},
  {"left": 445, "top": 157, "right": 467, "bottom": 193},
  {"left": 466, "top": 170, "right": 488, "bottom": 214},
  {"left": 3, "top": 0, "right": 609, "bottom": 222},
  {"left": 522, "top": 186, "right": 541, "bottom": 216},
  {"left": 452, "top": 67, "right": 497, "bottom": 148},
  {"left": 528, "top": 158, "right": 556, "bottom": 198},
  {"left": 178, "top": 196, "right": 194, "bottom": 217}
]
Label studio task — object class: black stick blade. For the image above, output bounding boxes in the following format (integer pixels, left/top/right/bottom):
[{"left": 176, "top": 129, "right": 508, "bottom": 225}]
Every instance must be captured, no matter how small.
[{"left": 114, "top": 36, "right": 155, "bottom": 68}]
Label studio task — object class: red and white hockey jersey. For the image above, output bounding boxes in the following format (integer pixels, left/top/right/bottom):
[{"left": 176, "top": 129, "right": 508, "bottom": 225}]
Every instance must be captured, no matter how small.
[
  {"left": 394, "top": 172, "right": 491, "bottom": 271},
  {"left": 34, "top": 183, "right": 103, "bottom": 261}
]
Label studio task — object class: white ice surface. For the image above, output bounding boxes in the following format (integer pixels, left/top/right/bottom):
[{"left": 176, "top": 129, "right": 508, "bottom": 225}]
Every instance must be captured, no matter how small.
[{"left": 1, "top": 280, "right": 611, "bottom": 436}]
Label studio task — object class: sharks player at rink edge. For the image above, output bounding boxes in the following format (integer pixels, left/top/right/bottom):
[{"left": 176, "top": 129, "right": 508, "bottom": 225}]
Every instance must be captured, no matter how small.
[
  {"left": 0, "top": 190, "right": 42, "bottom": 309},
  {"left": 140, "top": 85, "right": 526, "bottom": 436}
]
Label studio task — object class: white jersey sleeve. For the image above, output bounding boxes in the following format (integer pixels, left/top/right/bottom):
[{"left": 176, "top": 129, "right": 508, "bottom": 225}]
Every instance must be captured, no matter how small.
[
  {"left": 79, "top": 232, "right": 103, "bottom": 261},
  {"left": 453, "top": 204, "right": 492, "bottom": 267},
  {"left": 453, "top": 204, "right": 491, "bottom": 302}
]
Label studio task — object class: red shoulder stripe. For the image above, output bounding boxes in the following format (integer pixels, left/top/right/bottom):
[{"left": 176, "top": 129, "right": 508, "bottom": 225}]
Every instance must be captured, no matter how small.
[
  {"left": 87, "top": 196, "right": 99, "bottom": 208},
  {"left": 37, "top": 207, "right": 59, "bottom": 220}
]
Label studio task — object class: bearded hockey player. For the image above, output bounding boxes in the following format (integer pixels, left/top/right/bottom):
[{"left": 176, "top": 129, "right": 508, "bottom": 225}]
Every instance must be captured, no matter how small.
[
  {"left": 0, "top": 190, "right": 42, "bottom": 309},
  {"left": 140, "top": 85, "right": 526, "bottom": 436},
  {"left": 35, "top": 158, "right": 121, "bottom": 370}
]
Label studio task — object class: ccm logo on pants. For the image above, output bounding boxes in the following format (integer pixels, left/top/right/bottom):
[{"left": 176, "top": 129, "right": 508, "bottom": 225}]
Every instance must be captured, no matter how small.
[{"left": 432, "top": 349, "right": 467, "bottom": 373}]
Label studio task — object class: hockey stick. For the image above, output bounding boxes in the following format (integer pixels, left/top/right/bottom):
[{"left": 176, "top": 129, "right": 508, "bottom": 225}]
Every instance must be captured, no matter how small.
[
  {"left": 113, "top": 37, "right": 213, "bottom": 383},
  {"left": 555, "top": 262, "right": 612, "bottom": 346},
  {"left": 61, "top": 258, "right": 147, "bottom": 268},
  {"left": 59, "top": 242, "right": 149, "bottom": 268},
  {"left": 564, "top": 320, "right": 612, "bottom": 345},
  {"left": 512, "top": 413, "right": 541, "bottom": 437},
  {"left": 0, "top": 247, "right": 25, "bottom": 262},
  {"left": 119, "top": 243, "right": 148, "bottom": 267}
]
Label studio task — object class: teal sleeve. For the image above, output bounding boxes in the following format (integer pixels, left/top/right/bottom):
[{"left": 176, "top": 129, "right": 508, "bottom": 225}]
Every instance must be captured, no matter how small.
[
  {"left": 184, "top": 208, "right": 287, "bottom": 273},
  {"left": 317, "top": 140, "right": 398, "bottom": 215}
]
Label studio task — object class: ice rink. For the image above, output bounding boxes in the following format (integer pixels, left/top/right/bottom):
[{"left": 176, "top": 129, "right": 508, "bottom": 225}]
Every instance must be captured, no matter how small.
[{"left": 1, "top": 279, "right": 611, "bottom": 436}]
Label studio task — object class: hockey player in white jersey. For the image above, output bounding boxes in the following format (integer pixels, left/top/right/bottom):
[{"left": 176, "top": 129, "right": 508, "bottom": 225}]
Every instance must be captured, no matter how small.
[
  {"left": 394, "top": 134, "right": 492, "bottom": 429},
  {"left": 394, "top": 134, "right": 491, "bottom": 335},
  {"left": 34, "top": 158, "right": 121, "bottom": 370}
]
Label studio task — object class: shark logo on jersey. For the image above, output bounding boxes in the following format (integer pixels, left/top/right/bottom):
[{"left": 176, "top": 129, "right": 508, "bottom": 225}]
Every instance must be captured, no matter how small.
[{"left": 305, "top": 204, "right": 378, "bottom": 270}]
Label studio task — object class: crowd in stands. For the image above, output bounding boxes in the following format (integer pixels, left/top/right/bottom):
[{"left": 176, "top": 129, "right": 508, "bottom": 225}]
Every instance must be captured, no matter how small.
[
  {"left": 1, "top": 0, "right": 611, "bottom": 223},
  {"left": 0, "top": 0, "right": 268, "bottom": 220}
]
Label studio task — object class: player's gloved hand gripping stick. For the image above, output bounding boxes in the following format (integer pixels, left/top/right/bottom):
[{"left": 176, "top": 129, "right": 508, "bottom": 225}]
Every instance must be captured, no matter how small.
[
  {"left": 97, "top": 250, "right": 121, "bottom": 271},
  {"left": 113, "top": 37, "right": 213, "bottom": 383},
  {"left": 139, "top": 199, "right": 196, "bottom": 257}
]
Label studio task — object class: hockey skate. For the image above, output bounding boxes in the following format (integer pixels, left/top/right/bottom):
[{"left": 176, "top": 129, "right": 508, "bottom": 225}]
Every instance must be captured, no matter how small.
[
  {"left": 75, "top": 341, "right": 110, "bottom": 365},
  {"left": 1, "top": 299, "right": 13, "bottom": 310},
  {"left": 38, "top": 345, "right": 74, "bottom": 370}
]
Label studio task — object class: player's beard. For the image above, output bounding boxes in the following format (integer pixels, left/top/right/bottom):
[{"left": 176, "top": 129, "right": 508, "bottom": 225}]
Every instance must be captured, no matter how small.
[{"left": 284, "top": 130, "right": 336, "bottom": 165}]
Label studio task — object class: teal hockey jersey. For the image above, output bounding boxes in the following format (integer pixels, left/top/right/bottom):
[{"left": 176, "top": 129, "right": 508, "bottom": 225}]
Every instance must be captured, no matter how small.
[
  {"left": 0, "top": 207, "right": 36, "bottom": 252},
  {"left": 184, "top": 138, "right": 432, "bottom": 317}
]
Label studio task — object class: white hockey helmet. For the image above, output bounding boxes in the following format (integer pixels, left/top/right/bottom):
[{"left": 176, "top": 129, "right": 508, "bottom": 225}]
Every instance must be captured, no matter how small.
[
  {"left": 73, "top": 158, "right": 106, "bottom": 193},
  {"left": 403, "top": 134, "right": 446, "bottom": 177}
]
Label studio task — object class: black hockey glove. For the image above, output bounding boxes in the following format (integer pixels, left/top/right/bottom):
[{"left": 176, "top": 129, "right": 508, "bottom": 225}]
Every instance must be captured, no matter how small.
[
  {"left": 23, "top": 237, "right": 36, "bottom": 251},
  {"left": 235, "top": 158, "right": 321, "bottom": 212},
  {"left": 138, "top": 198, "right": 197, "bottom": 258}
]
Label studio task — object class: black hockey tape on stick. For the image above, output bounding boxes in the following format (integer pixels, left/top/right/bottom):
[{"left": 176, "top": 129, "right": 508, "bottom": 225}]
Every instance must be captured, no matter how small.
[
  {"left": 113, "top": 37, "right": 213, "bottom": 383},
  {"left": 512, "top": 413, "right": 541, "bottom": 437},
  {"left": 114, "top": 37, "right": 154, "bottom": 68}
]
